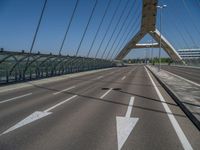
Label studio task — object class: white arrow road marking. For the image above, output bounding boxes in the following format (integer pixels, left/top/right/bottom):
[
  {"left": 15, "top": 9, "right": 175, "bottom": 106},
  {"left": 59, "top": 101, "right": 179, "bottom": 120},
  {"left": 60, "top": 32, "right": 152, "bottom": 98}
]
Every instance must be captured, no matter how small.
[
  {"left": 145, "top": 67, "right": 193, "bottom": 150},
  {"left": 100, "top": 88, "right": 112, "bottom": 99},
  {"left": 116, "top": 96, "right": 139, "bottom": 150},
  {"left": 121, "top": 76, "right": 126, "bottom": 80},
  {"left": 1, "top": 111, "right": 52, "bottom": 135},
  {"left": 1, "top": 95, "right": 77, "bottom": 136},
  {"left": 0, "top": 93, "right": 32, "bottom": 104},
  {"left": 53, "top": 86, "right": 75, "bottom": 95}
]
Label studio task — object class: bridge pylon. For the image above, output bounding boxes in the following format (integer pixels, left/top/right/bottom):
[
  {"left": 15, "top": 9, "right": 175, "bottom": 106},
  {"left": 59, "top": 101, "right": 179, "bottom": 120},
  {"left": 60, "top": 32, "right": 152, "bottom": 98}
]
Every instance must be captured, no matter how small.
[{"left": 115, "top": 0, "right": 182, "bottom": 62}]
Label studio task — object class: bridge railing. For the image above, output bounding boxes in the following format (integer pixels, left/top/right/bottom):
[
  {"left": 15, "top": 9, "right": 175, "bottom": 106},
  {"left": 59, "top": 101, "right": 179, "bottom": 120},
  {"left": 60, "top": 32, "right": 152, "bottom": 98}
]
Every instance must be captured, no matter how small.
[{"left": 0, "top": 49, "right": 114, "bottom": 84}]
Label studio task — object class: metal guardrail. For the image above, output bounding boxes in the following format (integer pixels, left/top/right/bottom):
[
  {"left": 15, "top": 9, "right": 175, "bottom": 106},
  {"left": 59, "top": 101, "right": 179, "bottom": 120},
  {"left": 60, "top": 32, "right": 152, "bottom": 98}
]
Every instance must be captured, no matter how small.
[{"left": 0, "top": 49, "right": 114, "bottom": 84}]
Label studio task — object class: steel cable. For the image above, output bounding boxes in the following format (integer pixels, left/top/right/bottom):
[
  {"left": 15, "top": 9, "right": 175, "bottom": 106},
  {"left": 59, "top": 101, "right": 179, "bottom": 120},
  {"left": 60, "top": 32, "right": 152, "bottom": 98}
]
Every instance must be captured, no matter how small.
[
  {"left": 106, "top": 0, "right": 139, "bottom": 59},
  {"left": 110, "top": 0, "right": 140, "bottom": 58},
  {"left": 105, "top": 1, "right": 135, "bottom": 59},
  {"left": 86, "top": 0, "right": 112, "bottom": 57},
  {"left": 101, "top": 0, "right": 130, "bottom": 59},
  {"left": 162, "top": 10, "right": 189, "bottom": 49},
  {"left": 182, "top": 0, "right": 200, "bottom": 35},
  {"left": 168, "top": 0, "right": 198, "bottom": 48},
  {"left": 112, "top": 21, "right": 140, "bottom": 59},
  {"left": 24, "top": 0, "right": 48, "bottom": 78},
  {"left": 75, "top": 0, "right": 98, "bottom": 56},
  {"left": 111, "top": 8, "right": 141, "bottom": 59},
  {"left": 94, "top": 0, "right": 122, "bottom": 58},
  {"left": 59, "top": 0, "right": 80, "bottom": 55}
]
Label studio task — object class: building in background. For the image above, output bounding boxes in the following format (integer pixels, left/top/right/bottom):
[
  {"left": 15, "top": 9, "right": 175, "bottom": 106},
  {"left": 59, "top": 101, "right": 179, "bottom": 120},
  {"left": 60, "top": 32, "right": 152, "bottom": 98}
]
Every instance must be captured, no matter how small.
[
  {"left": 178, "top": 49, "right": 200, "bottom": 59},
  {"left": 177, "top": 49, "right": 200, "bottom": 66}
]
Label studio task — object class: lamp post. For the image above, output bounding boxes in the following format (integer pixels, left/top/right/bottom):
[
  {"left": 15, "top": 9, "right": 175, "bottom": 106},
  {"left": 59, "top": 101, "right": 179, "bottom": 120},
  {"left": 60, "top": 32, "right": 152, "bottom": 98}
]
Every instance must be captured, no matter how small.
[
  {"left": 146, "top": 40, "right": 151, "bottom": 65},
  {"left": 151, "top": 38, "right": 153, "bottom": 65},
  {"left": 157, "top": 4, "right": 167, "bottom": 71},
  {"left": 147, "top": 39, "right": 153, "bottom": 65}
]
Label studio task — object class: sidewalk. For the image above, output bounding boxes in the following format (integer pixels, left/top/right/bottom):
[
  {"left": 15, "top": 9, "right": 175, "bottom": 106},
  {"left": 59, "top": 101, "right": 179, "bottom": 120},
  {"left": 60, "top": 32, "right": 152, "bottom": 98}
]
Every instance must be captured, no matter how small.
[{"left": 147, "top": 65, "right": 200, "bottom": 130}]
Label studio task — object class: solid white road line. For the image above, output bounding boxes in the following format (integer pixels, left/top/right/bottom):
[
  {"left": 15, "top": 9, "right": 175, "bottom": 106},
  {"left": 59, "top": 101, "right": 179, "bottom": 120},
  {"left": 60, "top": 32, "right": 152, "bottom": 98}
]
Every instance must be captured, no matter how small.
[
  {"left": 53, "top": 86, "right": 75, "bottom": 95},
  {"left": 100, "top": 88, "right": 112, "bottom": 99},
  {"left": 163, "top": 69, "right": 200, "bottom": 87},
  {"left": 0, "top": 93, "right": 32, "bottom": 104},
  {"left": 145, "top": 67, "right": 193, "bottom": 150},
  {"left": 121, "top": 76, "right": 126, "bottom": 80},
  {"left": 116, "top": 96, "right": 139, "bottom": 150}
]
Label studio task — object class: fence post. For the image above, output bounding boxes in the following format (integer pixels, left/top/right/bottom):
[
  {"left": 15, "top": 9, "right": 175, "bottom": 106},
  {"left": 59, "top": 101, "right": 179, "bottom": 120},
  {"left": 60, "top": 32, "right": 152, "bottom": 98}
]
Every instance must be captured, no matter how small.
[{"left": 6, "top": 69, "right": 9, "bottom": 83}]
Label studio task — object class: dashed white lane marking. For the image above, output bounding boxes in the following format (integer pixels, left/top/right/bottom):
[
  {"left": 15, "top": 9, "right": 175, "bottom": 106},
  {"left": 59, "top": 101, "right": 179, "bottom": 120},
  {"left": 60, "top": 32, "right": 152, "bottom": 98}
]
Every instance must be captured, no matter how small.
[
  {"left": 97, "top": 76, "right": 103, "bottom": 79},
  {"left": 125, "top": 96, "right": 134, "bottom": 117},
  {"left": 44, "top": 95, "right": 77, "bottom": 112},
  {"left": 0, "top": 93, "right": 32, "bottom": 104},
  {"left": 100, "top": 88, "right": 112, "bottom": 99},
  {"left": 0, "top": 68, "right": 113, "bottom": 93},
  {"left": 53, "top": 86, "right": 76, "bottom": 95},
  {"left": 121, "top": 76, "right": 126, "bottom": 80},
  {"left": 145, "top": 67, "right": 193, "bottom": 150}
]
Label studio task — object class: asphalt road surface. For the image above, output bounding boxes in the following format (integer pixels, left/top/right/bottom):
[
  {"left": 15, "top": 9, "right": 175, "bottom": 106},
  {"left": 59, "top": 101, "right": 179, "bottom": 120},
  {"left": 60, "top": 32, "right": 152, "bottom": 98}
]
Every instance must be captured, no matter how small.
[
  {"left": 0, "top": 65, "right": 199, "bottom": 150},
  {"left": 161, "top": 65, "right": 200, "bottom": 85}
]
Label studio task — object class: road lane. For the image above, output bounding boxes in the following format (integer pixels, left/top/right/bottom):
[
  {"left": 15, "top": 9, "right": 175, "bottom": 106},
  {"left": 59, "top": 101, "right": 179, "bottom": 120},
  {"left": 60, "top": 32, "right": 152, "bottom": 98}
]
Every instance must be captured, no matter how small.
[
  {"left": 0, "top": 93, "right": 33, "bottom": 104},
  {"left": 0, "top": 67, "right": 116, "bottom": 96},
  {"left": 0, "top": 66, "right": 133, "bottom": 135},
  {"left": 0, "top": 67, "right": 118, "bottom": 105},
  {"left": 0, "top": 66, "right": 133, "bottom": 149},
  {"left": 161, "top": 65, "right": 200, "bottom": 84},
  {"left": 0, "top": 65, "right": 199, "bottom": 150},
  {"left": 113, "top": 66, "right": 187, "bottom": 150},
  {"left": 145, "top": 67, "right": 192, "bottom": 150}
]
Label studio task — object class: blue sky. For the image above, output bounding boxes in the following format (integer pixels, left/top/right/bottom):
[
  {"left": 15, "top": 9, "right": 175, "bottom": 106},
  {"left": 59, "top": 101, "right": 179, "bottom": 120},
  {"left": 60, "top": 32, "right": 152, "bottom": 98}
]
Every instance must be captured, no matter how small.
[{"left": 0, "top": 0, "right": 200, "bottom": 59}]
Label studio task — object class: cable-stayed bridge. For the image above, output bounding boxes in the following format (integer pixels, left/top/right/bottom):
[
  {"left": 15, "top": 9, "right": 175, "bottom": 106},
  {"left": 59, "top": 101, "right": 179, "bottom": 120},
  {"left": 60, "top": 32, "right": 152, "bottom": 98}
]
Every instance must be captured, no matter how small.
[{"left": 0, "top": 0, "right": 200, "bottom": 150}]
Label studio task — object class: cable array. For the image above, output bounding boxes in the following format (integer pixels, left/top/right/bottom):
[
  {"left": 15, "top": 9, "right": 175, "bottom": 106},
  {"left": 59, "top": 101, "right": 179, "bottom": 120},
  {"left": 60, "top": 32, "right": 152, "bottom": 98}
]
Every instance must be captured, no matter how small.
[{"left": 16, "top": 0, "right": 200, "bottom": 62}]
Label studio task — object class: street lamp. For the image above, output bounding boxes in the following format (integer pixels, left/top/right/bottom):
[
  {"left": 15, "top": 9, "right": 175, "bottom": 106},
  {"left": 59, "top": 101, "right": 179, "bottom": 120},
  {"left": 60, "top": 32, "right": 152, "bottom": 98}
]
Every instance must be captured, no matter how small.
[
  {"left": 151, "top": 37, "right": 153, "bottom": 65},
  {"left": 145, "top": 40, "right": 151, "bottom": 65},
  {"left": 157, "top": 4, "right": 167, "bottom": 71},
  {"left": 146, "top": 40, "right": 152, "bottom": 65}
]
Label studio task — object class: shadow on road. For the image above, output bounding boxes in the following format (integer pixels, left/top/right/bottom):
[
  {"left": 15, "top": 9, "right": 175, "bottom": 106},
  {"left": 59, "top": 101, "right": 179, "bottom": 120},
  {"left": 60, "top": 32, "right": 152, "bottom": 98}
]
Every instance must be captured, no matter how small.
[{"left": 29, "top": 83, "right": 187, "bottom": 118}]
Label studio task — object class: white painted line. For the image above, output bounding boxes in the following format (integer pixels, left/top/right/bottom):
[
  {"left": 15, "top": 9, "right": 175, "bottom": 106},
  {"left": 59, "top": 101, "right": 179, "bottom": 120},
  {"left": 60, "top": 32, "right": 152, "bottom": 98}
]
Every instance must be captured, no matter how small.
[
  {"left": 1, "top": 111, "right": 52, "bottom": 135},
  {"left": 128, "top": 68, "right": 136, "bottom": 75},
  {"left": 53, "top": 86, "right": 75, "bottom": 95},
  {"left": 97, "top": 76, "right": 103, "bottom": 79},
  {"left": 164, "top": 69, "right": 200, "bottom": 87},
  {"left": 1, "top": 94, "right": 78, "bottom": 135},
  {"left": 110, "top": 71, "right": 115, "bottom": 74},
  {"left": 44, "top": 95, "right": 77, "bottom": 112},
  {"left": 145, "top": 67, "right": 193, "bottom": 150},
  {"left": 0, "top": 93, "right": 32, "bottom": 104},
  {"left": 121, "top": 76, "right": 126, "bottom": 80},
  {"left": 125, "top": 96, "right": 134, "bottom": 117},
  {"left": 100, "top": 88, "right": 112, "bottom": 99},
  {"left": 0, "top": 68, "right": 112, "bottom": 93},
  {"left": 116, "top": 96, "right": 139, "bottom": 150}
]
